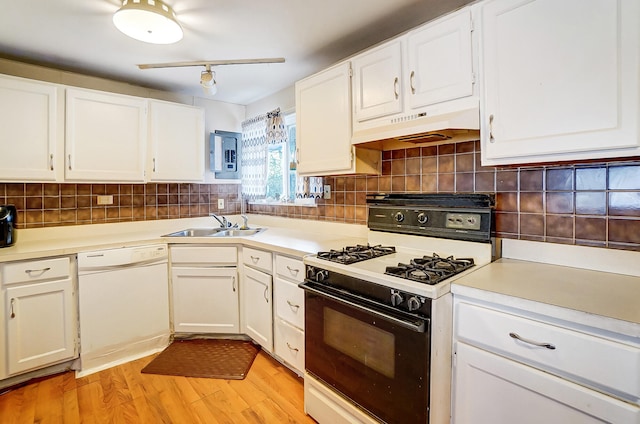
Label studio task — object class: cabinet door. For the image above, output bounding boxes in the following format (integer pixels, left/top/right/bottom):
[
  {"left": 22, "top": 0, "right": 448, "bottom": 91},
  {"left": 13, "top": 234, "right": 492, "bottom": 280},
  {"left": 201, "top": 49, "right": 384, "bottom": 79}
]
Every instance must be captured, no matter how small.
[
  {"left": 65, "top": 88, "right": 147, "bottom": 182},
  {"left": 296, "top": 62, "right": 353, "bottom": 175},
  {"left": 352, "top": 40, "right": 403, "bottom": 123},
  {"left": 406, "top": 9, "right": 473, "bottom": 109},
  {"left": 148, "top": 100, "right": 205, "bottom": 182},
  {"left": 242, "top": 265, "right": 273, "bottom": 352},
  {"left": 6, "top": 279, "right": 76, "bottom": 375},
  {"left": 453, "top": 342, "right": 640, "bottom": 424},
  {"left": 481, "top": 0, "right": 640, "bottom": 165},
  {"left": 0, "top": 75, "right": 61, "bottom": 182},
  {"left": 171, "top": 267, "right": 239, "bottom": 334}
]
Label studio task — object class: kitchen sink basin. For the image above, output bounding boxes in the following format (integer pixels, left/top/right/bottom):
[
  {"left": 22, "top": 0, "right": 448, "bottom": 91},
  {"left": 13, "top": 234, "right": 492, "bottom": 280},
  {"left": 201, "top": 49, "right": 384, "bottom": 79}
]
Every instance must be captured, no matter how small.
[
  {"left": 162, "top": 227, "right": 265, "bottom": 237},
  {"left": 162, "top": 228, "right": 224, "bottom": 237},
  {"left": 212, "top": 228, "right": 265, "bottom": 237}
]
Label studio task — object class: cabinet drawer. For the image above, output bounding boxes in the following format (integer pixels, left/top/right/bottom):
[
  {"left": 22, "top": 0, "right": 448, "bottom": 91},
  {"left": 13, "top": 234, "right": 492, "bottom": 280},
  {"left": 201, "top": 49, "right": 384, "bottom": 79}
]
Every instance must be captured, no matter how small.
[
  {"left": 275, "top": 277, "right": 305, "bottom": 329},
  {"left": 275, "top": 255, "right": 304, "bottom": 283},
  {"left": 170, "top": 246, "right": 237, "bottom": 265},
  {"left": 455, "top": 302, "right": 640, "bottom": 401},
  {"left": 2, "top": 257, "right": 70, "bottom": 285},
  {"left": 274, "top": 317, "right": 305, "bottom": 373},
  {"left": 242, "top": 247, "right": 272, "bottom": 273}
]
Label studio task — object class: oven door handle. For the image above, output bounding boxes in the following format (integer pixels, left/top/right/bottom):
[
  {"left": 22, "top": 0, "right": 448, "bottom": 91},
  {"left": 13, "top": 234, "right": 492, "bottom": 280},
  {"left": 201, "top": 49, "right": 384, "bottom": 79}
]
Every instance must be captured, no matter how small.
[{"left": 300, "top": 282, "right": 428, "bottom": 333}]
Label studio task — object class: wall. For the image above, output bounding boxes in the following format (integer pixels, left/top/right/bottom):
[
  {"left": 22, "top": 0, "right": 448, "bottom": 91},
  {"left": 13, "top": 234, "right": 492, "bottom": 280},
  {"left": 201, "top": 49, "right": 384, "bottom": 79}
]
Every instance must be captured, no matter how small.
[
  {"left": 0, "top": 183, "right": 240, "bottom": 228},
  {"left": 248, "top": 141, "right": 640, "bottom": 251}
]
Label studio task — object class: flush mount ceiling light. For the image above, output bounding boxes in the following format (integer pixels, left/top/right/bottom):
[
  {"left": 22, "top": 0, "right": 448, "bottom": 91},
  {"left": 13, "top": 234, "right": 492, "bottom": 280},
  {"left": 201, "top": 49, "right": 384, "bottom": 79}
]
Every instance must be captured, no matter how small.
[
  {"left": 113, "top": 0, "right": 183, "bottom": 44},
  {"left": 200, "top": 65, "right": 217, "bottom": 96}
]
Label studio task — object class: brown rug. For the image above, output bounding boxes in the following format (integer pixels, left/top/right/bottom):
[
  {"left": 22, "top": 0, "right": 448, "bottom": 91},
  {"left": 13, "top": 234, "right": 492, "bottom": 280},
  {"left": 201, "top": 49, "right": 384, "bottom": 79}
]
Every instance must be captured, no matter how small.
[{"left": 141, "top": 339, "right": 260, "bottom": 380}]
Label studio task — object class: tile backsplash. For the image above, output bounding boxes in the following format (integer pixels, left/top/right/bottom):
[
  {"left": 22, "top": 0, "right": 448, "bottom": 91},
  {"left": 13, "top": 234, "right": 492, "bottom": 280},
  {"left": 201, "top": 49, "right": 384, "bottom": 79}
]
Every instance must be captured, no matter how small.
[
  {"left": 3, "top": 140, "right": 640, "bottom": 251},
  {"left": 0, "top": 183, "right": 240, "bottom": 228},
  {"left": 249, "top": 141, "right": 640, "bottom": 251}
]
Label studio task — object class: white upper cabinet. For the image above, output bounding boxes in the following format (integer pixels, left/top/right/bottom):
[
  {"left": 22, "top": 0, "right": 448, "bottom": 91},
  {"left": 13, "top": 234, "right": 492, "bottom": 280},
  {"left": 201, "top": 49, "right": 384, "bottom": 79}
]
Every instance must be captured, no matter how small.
[
  {"left": 351, "top": 7, "right": 478, "bottom": 144},
  {"left": 406, "top": 8, "right": 474, "bottom": 110},
  {"left": 148, "top": 100, "right": 205, "bottom": 182},
  {"left": 296, "top": 61, "right": 380, "bottom": 176},
  {"left": 65, "top": 88, "right": 147, "bottom": 182},
  {"left": 480, "top": 0, "right": 640, "bottom": 165},
  {"left": 0, "top": 75, "right": 63, "bottom": 182},
  {"left": 352, "top": 40, "right": 404, "bottom": 123}
]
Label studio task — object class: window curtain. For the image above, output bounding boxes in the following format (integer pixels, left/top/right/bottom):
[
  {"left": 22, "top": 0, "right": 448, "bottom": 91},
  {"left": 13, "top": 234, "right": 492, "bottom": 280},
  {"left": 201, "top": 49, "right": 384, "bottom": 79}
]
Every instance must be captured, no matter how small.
[
  {"left": 296, "top": 176, "right": 324, "bottom": 199},
  {"left": 240, "top": 113, "right": 269, "bottom": 199}
]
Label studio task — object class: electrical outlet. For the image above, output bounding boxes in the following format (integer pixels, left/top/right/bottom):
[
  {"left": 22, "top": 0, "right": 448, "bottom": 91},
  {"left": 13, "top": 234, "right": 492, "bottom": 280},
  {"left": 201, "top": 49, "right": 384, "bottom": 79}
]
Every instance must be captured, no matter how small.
[
  {"left": 323, "top": 185, "right": 331, "bottom": 199},
  {"left": 97, "top": 195, "right": 113, "bottom": 205},
  {"left": 218, "top": 198, "right": 225, "bottom": 209}
]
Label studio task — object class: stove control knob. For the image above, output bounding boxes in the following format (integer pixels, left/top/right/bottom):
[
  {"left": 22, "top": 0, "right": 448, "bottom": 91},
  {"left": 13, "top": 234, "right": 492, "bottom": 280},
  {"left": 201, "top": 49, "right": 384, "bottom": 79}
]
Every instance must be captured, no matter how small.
[
  {"left": 390, "top": 291, "right": 404, "bottom": 306},
  {"left": 306, "top": 266, "right": 317, "bottom": 279},
  {"left": 407, "top": 296, "right": 422, "bottom": 312},
  {"left": 417, "top": 212, "right": 428, "bottom": 225},
  {"left": 315, "top": 270, "right": 329, "bottom": 282},
  {"left": 394, "top": 212, "right": 405, "bottom": 223}
]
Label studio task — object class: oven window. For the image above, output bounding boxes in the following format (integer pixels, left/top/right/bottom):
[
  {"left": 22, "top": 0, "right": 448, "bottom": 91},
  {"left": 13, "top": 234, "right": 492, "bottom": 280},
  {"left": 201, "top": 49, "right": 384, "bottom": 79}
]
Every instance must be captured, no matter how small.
[{"left": 324, "top": 307, "right": 395, "bottom": 378}]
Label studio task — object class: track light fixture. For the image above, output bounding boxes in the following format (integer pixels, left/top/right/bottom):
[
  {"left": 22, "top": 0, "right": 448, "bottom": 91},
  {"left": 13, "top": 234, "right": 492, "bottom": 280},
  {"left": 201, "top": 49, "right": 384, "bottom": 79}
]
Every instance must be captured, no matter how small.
[{"left": 200, "top": 65, "right": 217, "bottom": 96}]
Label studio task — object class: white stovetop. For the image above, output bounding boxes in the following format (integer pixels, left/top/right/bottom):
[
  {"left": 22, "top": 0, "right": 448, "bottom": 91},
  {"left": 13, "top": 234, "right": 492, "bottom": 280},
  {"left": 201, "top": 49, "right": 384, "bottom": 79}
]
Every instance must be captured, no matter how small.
[{"left": 304, "top": 230, "right": 493, "bottom": 299}]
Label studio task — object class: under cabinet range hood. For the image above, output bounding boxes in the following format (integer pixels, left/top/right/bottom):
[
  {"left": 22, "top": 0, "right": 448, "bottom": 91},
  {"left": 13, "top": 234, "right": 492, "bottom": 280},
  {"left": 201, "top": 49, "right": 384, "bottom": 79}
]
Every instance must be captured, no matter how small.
[{"left": 351, "top": 99, "right": 480, "bottom": 150}]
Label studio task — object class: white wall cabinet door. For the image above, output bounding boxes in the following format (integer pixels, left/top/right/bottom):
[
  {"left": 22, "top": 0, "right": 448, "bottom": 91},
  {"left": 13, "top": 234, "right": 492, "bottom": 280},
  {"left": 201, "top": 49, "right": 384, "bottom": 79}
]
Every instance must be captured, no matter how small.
[
  {"left": 65, "top": 88, "right": 147, "bottom": 182},
  {"left": 480, "top": 0, "right": 640, "bottom": 165},
  {"left": 453, "top": 342, "right": 640, "bottom": 424},
  {"left": 352, "top": 40, "right": 403, "bottom": 123},
  {"left": 406, "top": 8, "right": 474, "bottom": 110},
  {"left": 0, "top": 75, "right": 62, "bottom": 182},
  {"left": 148, "top": 100, "right": 205, "bottom": 182},
  {"left": 171, "top": 267, "right": 239, "bottom": 334},
  {"left": 242, "top": 265, "right": 273, "bottom": 352},
  {"left": 296, "top": 62, "right": 354, "bottom": 175},
  {"left": 6, "top": 279, "right": 76, "bottom": 375}
]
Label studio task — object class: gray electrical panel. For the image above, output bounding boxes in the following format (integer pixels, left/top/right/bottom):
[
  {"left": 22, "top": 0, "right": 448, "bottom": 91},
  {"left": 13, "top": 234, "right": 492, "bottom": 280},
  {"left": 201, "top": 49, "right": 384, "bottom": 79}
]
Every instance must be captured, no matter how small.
[{"left": 209, "top": 130, "right": 241, "bottom": 179}]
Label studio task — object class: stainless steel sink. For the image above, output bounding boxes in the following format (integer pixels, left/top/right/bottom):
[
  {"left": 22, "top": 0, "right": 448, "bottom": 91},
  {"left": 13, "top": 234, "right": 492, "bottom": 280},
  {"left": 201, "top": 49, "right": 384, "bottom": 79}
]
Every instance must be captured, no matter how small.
[
  {"left": 212, "top": 228, "right": 265, "bottom": 237},
  {"left": 162, "top": 227, "right": 265, "bottom": 237},
  {"left": 162, "top": 228, "right": 224, "bottom": 237}
]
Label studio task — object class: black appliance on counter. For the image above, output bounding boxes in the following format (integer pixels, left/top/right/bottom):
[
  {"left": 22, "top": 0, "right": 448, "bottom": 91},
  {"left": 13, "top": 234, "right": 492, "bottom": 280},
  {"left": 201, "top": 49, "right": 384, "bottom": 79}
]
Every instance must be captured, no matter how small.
[{"left": 0, "top": 205, "right": 17, "bottom": 247}]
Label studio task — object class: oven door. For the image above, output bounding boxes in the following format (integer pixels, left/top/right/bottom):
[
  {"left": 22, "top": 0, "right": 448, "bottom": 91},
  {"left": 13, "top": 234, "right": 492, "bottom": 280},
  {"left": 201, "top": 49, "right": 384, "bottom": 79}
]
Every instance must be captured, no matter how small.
[{"left": 302, "top": 281, "right": 431, "bottom": 424}]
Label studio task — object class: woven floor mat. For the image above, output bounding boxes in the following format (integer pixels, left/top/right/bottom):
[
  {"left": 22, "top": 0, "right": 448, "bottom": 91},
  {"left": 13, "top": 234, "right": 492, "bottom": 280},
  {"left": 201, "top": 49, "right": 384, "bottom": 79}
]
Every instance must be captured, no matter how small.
[{"left": 141, "top": 339, "right": 260, "bottom": 380}]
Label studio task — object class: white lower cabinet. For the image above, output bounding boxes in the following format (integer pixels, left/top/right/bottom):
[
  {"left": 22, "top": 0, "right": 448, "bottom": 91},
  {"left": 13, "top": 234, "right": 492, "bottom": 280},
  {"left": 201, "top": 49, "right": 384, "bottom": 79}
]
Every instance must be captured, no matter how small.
[
  {"left": 452, "top": 297, "right": 640, "bottom": 423},
  {"left": 1, "top": 256, "right": 77, "bottom": 377},
  {"left": 170, "top": 246, "right": 239, "bottom": 334},
  {"left": 242, "top": 265, "right": 273, "bottom": 352},
  {"left": 273, "top": 254, "right": 305, "bottom": 375}
]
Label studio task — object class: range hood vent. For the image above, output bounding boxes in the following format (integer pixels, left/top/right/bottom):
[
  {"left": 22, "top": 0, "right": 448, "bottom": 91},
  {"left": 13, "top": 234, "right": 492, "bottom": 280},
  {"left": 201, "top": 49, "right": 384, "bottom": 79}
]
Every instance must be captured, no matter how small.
[{"left": 352, "top": 98, "right": 480, "bottom": 150}]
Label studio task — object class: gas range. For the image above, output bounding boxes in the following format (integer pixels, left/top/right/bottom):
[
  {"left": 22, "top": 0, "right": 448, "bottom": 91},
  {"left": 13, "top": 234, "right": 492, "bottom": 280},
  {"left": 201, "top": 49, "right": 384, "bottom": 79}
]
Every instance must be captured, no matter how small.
[{"left": 304, "top": 193, "right": 494, "bottom": 300}]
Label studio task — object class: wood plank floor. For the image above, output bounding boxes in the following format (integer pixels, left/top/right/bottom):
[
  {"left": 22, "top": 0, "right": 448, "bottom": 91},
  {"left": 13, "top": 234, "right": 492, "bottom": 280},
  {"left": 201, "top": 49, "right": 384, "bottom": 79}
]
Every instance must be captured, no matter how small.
[{"left": 0, "top": 351, "right": 317, "bottom": 424}]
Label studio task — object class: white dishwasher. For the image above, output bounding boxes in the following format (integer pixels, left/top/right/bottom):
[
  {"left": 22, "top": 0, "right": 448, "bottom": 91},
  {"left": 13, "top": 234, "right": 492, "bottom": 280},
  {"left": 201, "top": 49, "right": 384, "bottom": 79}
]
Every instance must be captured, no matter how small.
[{"left": 77, "top": 244, "right": 170, "bottom": 377}]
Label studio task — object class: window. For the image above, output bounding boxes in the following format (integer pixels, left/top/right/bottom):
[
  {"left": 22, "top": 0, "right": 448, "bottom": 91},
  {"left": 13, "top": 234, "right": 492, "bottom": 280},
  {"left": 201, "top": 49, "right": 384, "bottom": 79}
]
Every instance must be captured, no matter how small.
[{"left": 263, "top": 112, "right": 297, "bottom": 203}]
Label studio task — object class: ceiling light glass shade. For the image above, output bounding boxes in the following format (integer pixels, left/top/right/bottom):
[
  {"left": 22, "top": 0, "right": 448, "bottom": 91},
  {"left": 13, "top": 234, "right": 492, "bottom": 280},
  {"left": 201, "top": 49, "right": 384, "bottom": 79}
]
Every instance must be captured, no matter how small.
[
  {"left": 113, "top": 0, "right": 183, "bottom": 44},
  {"left": 200, "top": 70, "right": 217, "bottom": 95}
]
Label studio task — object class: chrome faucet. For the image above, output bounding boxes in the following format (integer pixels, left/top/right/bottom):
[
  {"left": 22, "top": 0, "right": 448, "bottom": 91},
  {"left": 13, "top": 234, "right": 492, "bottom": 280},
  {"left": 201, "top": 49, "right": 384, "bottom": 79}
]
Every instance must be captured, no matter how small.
[{"left": 210, "top": 213, "right": 232, "bottom": 228}]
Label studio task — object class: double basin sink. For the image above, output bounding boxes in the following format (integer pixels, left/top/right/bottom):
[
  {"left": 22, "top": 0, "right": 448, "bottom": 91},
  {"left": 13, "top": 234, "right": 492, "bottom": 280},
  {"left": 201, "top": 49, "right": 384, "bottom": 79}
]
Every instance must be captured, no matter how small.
[{"left": 163, "top": 227, "right": 265, "bottom": 238}]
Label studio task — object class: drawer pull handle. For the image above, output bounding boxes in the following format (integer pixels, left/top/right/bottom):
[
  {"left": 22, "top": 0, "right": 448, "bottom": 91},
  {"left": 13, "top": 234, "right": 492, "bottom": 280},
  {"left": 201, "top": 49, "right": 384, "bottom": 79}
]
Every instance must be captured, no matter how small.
[
  {"left": 232, "top": 276, "right": 236, "bottom": 292},
  {"left": 286, "top": 343, "right": 299, "bottom": 353},
  {"left": 251, "top": 256, "right": 260, "bottom": 264},
  {"left": 263, "top": 286, "right": 269, "bottom": 303},
  {"left": 509, "top": 332, "right": 556, "bottom": 350},
  {"left": 287, "top": 300, "right": 300, "bottom": 311},
  {"left": 286, "top": 266, "right": 299, "bottom": 276},
  {"left": 410, "top": 71, "right": 416, "bottom": 94},
  {"left": 393, "top": 77, "right": 399, "bottom": 100},
  {"left": 10, "top": 298, "right": 15, "bottom": 319},
  {"left": 25, "top": 267, "right": 51, "bottom": 276}
]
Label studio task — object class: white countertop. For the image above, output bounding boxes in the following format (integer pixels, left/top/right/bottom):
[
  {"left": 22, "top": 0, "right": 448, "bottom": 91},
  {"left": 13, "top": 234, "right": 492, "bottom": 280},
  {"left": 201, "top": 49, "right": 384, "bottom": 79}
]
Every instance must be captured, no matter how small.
[
  {"left": 0, "top": 215, "right": 369, "bottom": 263},
  {"left": 452, "top": 239, "right": 640, "bottom": 337}
]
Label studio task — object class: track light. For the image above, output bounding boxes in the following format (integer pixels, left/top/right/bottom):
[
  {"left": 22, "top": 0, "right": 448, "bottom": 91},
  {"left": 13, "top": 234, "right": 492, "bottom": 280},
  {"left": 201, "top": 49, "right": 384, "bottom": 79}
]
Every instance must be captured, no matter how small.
[
  {"left": 113, "top": 0, "right": 183, "bottom": 44},
  {"left": 200, "top": 65, "right": 217, "bottom": 95}
]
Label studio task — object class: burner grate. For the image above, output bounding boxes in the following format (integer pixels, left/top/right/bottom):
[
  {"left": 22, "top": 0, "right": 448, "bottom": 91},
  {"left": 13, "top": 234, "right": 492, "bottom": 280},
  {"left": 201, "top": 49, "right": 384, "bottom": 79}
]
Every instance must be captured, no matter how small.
[
  {"left": 385, "top": 254, "right": 474, "bottom": 285},
  {"left": 317, "top": 244, "right": 396, "bottom": 264}
]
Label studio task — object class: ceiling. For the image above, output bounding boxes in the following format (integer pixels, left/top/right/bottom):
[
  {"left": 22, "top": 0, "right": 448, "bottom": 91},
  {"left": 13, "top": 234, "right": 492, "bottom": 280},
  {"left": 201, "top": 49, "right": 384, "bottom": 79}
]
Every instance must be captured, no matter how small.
[{"left": 0, "top": 0, "right": 473, "bottom": 105}]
